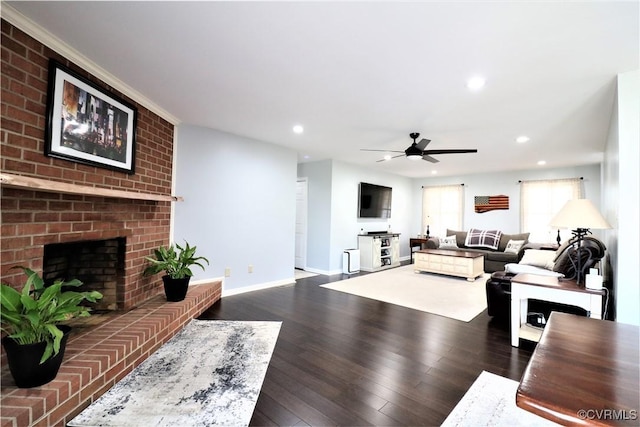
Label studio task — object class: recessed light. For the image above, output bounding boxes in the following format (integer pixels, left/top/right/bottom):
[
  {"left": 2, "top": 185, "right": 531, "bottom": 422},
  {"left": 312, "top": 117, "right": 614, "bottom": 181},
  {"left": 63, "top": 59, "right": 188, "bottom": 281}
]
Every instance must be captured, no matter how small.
[
  {"left": 466, "top": 76, "right": 486, "bottom": 91},
  {"left": 516, "top": 136, "right": 530, "bottom": 143},
  {"left": 303, "top": 155, "right": 310, "bottom": 159},
  {"left": 431, "top": 170, "right": 438, "bottom": 175},
  {"left": 537, "top": 160, "right": 546, "bottom": 166},
  {"left": 293, "top": 125, "right": 304, "bottom": 134}
]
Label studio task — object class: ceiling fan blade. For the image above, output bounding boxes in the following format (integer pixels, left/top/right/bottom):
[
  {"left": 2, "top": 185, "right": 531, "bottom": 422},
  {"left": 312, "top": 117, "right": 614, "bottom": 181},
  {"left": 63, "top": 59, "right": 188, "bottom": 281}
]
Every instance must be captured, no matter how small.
[
  {"left": 415, "top": 138, "right": 431, "bottom": 150},
  {"left": 361, "top": 149, "right": 405, "bottom": 153},
  {"left": 375, "top": 154, "right": 405, "bottom": 162},
  {"left": 422, "top": 155, "right": 439, "bottom": 163},
  {"left": 423, "top": 149, "right": 478, "bottom": 155}
]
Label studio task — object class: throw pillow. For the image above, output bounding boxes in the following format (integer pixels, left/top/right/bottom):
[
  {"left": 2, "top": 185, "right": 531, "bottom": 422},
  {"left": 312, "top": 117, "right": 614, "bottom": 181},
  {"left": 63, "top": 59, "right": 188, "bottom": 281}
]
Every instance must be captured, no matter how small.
[
  {"left": 498, "top": 232, "right": 530, "bottom": 252},
  {"left": 505, "top": 263, "right": 564, "bottom": 277},
  {"left": 446, "top": 229, "right": 468, "bottom": 248},
  {"left": 519, "top": 249, "right": 556, "bottom": 270},
  {"left": 439, "top": 235, "right": 459, "bottom": 249},
  {"left": 504, "top": 239, "right": 525, "bottom": 254},
  {"left": 464, "top": 228, "right": 503, "bottom": 250}
]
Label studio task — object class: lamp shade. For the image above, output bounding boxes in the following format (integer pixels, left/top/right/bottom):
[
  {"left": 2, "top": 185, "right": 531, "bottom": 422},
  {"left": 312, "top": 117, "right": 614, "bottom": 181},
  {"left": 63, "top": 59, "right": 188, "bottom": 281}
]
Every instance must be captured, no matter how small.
[{"left": 549, "top": 199, "right": 612, "bottom": 230}]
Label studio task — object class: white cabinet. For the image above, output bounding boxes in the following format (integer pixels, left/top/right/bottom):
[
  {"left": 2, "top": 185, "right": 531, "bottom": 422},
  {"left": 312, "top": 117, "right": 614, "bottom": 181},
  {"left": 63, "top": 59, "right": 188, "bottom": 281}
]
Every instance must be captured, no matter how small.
[
  {"left": 414, "top": 249, "right": 484, "bottom": 281},
  {"left": 358, "top": 234, "right": 400, "bottom": 272}
]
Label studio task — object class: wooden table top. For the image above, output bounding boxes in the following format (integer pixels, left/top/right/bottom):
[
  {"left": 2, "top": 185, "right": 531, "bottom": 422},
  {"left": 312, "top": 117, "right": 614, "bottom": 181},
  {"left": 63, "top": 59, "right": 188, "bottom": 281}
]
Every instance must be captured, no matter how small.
[
  {"left": 512, "top": 273, "right": 605, "bottom": 295},
  {"left": 517, "top": 312, "right": 639, "bottom": 426},
  {"left": 415, "top": 249, "right": 484, "bottom": 259}
]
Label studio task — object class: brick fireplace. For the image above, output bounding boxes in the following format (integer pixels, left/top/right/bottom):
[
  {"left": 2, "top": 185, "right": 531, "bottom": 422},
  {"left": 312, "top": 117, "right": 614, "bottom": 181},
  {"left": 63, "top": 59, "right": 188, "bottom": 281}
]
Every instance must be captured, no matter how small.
[
  {"left": 1, "top": 20, "right": 175, "bottom": 309},
  {"left": 1, "top": 18, "right": 224, "bottom": 427},
  {"left": 43, "top": 238, "right": 126, "bottom": 311}
]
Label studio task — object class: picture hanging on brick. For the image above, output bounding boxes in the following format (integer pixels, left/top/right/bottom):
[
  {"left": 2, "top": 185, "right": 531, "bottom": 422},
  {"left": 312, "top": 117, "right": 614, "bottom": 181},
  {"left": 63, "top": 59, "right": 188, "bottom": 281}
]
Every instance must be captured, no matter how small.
[
  {"left": 474, "top": 195, "right": 509, "bottom": 213},
  {"left": 44, "top": 59, "right": 138, "bottom": 174}
]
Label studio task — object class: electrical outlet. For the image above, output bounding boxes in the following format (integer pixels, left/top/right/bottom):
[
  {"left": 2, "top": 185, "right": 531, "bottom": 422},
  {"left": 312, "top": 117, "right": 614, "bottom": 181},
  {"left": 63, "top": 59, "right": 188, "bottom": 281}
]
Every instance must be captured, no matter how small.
[
  {"left": 248, "top": 265, "right": 253, "bottom": 273},
  {"left": 224, "top": 268, "right": 231, "bottom": 277}
]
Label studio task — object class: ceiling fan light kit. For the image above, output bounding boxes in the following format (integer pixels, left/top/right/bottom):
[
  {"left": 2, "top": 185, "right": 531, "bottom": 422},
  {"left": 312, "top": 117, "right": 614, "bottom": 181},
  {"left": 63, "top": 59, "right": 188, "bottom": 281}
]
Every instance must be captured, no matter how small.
[{"left": 361, "top": 133, "right": 478, "bottom": 163}]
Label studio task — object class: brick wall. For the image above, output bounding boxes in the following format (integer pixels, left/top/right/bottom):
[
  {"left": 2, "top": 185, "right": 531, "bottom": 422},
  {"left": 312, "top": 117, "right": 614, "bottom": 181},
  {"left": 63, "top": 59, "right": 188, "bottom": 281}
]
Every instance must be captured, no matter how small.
[{"left": 1, "top": 19, "right": 175, "bottom": 309}]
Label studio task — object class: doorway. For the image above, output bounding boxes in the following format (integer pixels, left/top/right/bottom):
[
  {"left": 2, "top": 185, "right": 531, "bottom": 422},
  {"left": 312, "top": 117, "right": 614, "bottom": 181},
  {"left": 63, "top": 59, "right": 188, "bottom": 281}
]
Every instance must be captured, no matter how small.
[{"left": 295, "top": 178, "right": 308, "bottom": 270}]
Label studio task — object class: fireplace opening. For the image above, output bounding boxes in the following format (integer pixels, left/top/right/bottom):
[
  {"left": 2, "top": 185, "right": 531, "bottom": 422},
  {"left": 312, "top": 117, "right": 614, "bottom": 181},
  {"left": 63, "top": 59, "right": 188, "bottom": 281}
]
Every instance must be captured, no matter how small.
[{"left": 43, "top": 238, "right": 125, "bottom": 311}]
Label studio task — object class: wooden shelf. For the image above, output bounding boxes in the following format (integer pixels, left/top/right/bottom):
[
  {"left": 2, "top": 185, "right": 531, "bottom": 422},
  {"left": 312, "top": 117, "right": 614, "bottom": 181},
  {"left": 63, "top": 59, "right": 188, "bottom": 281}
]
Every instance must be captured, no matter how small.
[{"left": 0, "top": 173, "right": 183, "bottom": 202}]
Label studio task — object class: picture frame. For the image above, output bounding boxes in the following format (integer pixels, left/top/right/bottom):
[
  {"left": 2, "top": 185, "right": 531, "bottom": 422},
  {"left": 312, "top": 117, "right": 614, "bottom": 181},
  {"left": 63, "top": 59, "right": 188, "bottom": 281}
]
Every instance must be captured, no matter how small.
[{"left": 45, "top": 59, "right": 137, "bottom": 174}]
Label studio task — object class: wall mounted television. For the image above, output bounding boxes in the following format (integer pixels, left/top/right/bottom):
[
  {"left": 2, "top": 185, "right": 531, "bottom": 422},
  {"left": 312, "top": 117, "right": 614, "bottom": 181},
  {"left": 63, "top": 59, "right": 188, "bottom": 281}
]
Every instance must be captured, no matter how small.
[{"left": 358, "top": 182, "right": 392, "bottom": 218}]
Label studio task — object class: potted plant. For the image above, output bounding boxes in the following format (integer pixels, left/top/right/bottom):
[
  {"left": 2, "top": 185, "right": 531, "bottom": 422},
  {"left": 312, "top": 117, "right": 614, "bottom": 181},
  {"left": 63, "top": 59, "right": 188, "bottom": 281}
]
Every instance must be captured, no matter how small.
[
  {"left": 143, "top": 241, "right": 209, "bottom": 302},
  {"left": 0, "top": 267, "right": 103, "bottom": 388}
]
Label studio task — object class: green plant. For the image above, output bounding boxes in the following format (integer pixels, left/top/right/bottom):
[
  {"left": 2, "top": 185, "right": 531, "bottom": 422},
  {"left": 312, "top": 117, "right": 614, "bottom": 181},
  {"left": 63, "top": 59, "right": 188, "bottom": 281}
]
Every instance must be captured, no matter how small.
[
  {"left": 143, "top": 241, "right": 209, "bottom": 280},
  {"left": 0, "top": 267, "right": 103, "bottom": 363}
]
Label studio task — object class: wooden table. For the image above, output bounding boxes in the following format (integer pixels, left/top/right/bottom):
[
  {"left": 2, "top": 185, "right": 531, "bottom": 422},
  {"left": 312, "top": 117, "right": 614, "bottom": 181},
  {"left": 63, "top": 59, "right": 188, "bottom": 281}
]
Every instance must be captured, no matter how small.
[
  {"left": 409, "top": 237, "right": 431, "bottom": 262},
  {"left": 414, "top": 249, "right": 484, "bottom": 281},
  {"left": 511, "top": 273, "right": 605, "bottom": 347},
  {"left": 517, "top": 312, "right": 639, "bottom": 426}
]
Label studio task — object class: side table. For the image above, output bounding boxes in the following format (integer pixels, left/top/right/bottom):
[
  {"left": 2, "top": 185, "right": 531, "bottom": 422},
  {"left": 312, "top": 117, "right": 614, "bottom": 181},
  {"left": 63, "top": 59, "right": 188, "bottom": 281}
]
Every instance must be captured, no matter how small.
[{"left": 510, "top": 273, "right": 605, "bottom": 347}]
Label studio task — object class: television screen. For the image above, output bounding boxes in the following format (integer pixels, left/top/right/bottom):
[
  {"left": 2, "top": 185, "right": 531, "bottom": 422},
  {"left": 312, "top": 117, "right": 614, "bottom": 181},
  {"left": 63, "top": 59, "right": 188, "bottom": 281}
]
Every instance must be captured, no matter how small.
[{"left": 359, "top": 182, "right": 392, "bottom": 218}]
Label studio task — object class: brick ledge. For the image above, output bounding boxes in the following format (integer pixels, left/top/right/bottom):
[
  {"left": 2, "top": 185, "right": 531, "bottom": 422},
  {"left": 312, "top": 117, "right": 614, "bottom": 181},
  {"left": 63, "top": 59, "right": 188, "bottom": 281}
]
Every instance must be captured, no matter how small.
[{"left": 0, "top": 281, "right": 221, "bottom": 427}]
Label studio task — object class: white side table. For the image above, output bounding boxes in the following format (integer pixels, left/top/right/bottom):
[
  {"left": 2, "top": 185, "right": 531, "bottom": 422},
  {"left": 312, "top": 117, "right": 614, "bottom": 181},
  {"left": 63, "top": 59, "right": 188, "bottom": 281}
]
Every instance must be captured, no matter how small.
[{"left": 510, "top": 273, "right": 605, "bottom": 347}]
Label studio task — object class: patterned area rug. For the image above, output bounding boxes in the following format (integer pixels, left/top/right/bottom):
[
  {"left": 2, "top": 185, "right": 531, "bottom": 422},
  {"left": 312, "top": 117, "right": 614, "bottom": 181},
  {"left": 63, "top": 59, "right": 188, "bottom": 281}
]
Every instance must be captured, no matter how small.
[
  {"left": 320, "top": 265, "right": 488, "bottom": 321},
  {"left": 68, "top": 320, "right": 281, "bottom": 427},
  {"left": 442, "top": 371, "right": 559, "bottom": 426}
]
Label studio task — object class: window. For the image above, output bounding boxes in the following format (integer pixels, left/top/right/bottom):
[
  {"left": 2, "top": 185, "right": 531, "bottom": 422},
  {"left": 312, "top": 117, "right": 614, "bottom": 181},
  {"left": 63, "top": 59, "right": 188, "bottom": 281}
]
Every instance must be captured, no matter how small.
[
  {"left": 422, "top": 185, "right": 464, "bottom": 238},
  {"left": 520, "top": 178, "right": 583, "bottom": 243}
]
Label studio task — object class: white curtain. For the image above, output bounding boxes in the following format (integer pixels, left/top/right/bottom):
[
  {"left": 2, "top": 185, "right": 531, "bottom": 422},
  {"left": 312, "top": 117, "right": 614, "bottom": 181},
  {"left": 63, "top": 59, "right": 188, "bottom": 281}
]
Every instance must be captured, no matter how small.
[
  {"left": 421, "top": 185, "right": 464, "bottom": 238},
  {"left": 520, "top": 178, "right": 583, "bottom": 243}
]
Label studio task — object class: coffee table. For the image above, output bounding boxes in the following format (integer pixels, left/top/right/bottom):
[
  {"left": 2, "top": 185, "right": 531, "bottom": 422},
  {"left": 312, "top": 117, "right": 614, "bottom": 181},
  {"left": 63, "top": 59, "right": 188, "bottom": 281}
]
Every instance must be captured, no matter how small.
[{"left": 414, "top": 249, "right": 484, "bottom": 281}]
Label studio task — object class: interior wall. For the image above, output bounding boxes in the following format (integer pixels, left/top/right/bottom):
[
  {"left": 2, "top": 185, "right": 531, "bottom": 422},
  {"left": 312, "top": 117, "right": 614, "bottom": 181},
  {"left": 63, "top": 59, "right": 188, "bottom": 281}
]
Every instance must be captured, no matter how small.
[
  {"left": 331, "top": 161, "right": 413, "bottom": 272},
  {"left": 297, "top": 160, "right": 333, "bottom": 272},
  {"left": 411, "top": 164, "right": 602, "bottom": 242},
  {"left": 298, "top": 160, "right": 413, "bottom": 275},
  {"left": 174, "top": 125, "right": 297, "bottom": 292},
  {"left": 604, "top": 70, "right": 640, "bottom": 326}
]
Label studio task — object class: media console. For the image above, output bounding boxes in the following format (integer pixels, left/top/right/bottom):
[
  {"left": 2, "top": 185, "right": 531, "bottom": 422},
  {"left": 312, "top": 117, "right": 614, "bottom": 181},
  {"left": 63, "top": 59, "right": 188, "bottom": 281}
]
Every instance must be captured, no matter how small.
[{"left": 358, "top": 233, "right": 400, "bottom": 272}]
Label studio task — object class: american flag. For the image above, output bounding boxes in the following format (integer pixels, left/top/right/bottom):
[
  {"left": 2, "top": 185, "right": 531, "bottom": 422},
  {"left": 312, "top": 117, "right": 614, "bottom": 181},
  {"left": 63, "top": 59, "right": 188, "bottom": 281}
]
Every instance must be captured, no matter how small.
[{"left": 474, "top": 195, "right": 509, "bottom": 213}]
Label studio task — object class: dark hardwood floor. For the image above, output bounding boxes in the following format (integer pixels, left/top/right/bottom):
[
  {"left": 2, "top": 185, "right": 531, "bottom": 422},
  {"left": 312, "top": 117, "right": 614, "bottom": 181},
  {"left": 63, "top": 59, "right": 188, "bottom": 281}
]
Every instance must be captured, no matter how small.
[{"left": 199, "top": 265, "right": 535, "bottom": 426}]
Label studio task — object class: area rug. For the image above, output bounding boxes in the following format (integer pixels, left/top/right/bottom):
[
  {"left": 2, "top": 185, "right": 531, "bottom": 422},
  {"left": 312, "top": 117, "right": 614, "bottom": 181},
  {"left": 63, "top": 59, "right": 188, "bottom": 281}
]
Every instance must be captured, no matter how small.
[
  {"left": 320, "top": 265, "right": 488, "bottom": 321},
  {"left": 294, "top": 269, "right": 318, "bottom": 280},
  {"left": 441, "top": 371, "right": 559, "bottom": 426},
  {"left": 68, "top": 320, "right": 281, "bottom": 427}
]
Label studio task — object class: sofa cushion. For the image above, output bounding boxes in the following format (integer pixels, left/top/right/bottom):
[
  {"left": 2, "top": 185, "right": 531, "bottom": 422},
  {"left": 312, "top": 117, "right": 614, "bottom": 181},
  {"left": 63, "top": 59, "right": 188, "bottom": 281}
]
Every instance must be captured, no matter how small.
[
  {"left": 519, "top": 249, "right": 556, "bottom": 269},
  {"left": 465, "top": 228, "right": 502, "bottom": 250},
  {"left": 505, "top": 263, "right": 564, "bottom": 277},
  {"left": 446, "top": 229, "right": 468, "bottom": 248},
  {"left": 484, "top": 251, "right": 519, "bottom": 262},
  {"left": 439, "top": 235, "right": 459, "bottom": 249},
  {"left": 498, "top": 232, "right": 530, "bottom": 252}
]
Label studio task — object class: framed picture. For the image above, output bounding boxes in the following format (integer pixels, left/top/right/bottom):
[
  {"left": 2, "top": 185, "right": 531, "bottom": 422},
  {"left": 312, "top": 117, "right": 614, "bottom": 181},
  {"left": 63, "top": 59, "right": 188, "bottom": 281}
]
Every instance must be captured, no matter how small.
[{"left": 45, "top": 59, "right": 137, "bottom": 174}]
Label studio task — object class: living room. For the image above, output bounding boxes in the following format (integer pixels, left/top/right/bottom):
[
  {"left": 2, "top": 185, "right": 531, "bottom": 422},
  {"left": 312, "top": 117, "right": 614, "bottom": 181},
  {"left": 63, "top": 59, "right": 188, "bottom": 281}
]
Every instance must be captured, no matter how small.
[{"left": 1, "top": 1, "right": 638, "bottom": 426}]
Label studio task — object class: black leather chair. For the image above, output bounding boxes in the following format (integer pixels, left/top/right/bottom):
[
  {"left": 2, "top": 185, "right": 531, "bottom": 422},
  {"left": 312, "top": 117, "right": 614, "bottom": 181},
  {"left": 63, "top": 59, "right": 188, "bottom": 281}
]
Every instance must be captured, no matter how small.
[{"left": 486, "top": 236, "right": 607, "bottom": 322}]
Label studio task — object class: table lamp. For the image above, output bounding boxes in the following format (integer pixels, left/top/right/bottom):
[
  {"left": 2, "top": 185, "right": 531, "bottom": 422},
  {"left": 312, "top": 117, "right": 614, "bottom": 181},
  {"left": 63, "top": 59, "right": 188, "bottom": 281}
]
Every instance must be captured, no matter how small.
[{"left": 549, "top": 199, "right": 611, "bottom": 284}]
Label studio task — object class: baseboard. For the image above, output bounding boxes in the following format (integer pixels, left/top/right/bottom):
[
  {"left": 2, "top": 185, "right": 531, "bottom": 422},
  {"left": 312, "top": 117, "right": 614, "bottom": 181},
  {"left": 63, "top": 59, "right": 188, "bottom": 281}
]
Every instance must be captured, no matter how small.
[{"left": 222, "top": 277, "right": 295, "bottom": 297}]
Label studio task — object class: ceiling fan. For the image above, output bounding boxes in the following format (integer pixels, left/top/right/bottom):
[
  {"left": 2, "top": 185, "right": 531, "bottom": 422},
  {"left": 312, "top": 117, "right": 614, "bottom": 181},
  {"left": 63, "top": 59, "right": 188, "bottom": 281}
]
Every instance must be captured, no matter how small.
[{"left": 362, "top": 132, "right": 478, "bottom": 163}]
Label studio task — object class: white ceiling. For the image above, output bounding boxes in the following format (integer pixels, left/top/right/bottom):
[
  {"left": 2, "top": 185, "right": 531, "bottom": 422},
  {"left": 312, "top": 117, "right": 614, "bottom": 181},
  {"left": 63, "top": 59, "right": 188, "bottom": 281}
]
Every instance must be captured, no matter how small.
[{"left": 5, "top": 1, "right": 638, "bottom": 178}]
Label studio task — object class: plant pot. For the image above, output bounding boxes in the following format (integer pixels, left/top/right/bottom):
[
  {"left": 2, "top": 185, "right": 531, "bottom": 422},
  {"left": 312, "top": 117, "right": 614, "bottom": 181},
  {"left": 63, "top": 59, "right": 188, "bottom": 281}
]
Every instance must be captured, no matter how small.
[
  {"left": 162, "top": 275, "right": 191, "bottom": 302},
  {"left": 1, "top": 325, "right": 71, "bottom": 388}
]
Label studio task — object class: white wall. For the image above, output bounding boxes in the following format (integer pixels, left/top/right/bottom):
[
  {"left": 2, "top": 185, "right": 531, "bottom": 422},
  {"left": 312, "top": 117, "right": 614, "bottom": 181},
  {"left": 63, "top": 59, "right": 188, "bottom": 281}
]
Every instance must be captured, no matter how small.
[
  {"left": 604, "top": 70, "right": 640, "bottom": 326},
  {"left": 298, "top": 160, "right": 413, "bottom": 274},
  {"left": 331, "top": 161, "right": 413, "bottom": 272},
  {"left": 297, "top": 160, "right": 333, "bottom": 272},
  {"left": 411, "top": 164, "right": 602, "bottom": 241},
  {"left": 174, "top": 125, "right": 298, "bottom": 293}
]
